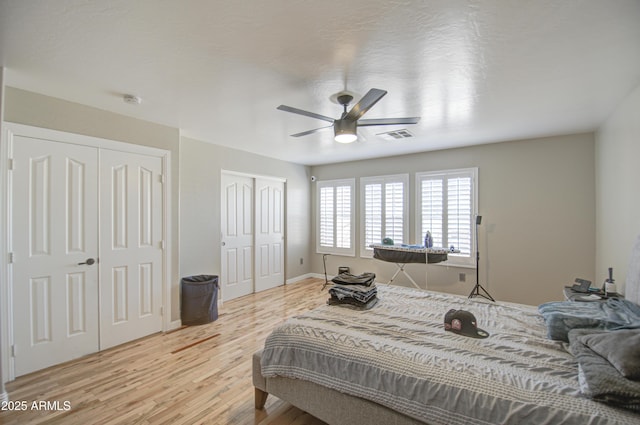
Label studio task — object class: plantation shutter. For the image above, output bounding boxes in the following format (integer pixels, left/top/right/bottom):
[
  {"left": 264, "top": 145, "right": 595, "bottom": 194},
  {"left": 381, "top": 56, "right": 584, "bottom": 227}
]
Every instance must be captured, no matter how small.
[
  {"left": 361, "top": 175, "right": 408, "bottom": 257},
  {"left": 420, "top": 178, "right": 444, "bottom": 247},
  {"left": 319, "top": 186, "right": 334, "bottom": 248},
  {"left": 364, "top": 183, "right": 382, "bottom": 249},
  {"left": 447, "top": 176, "right": 472, "bottom": 256},
  {"left": 317, "top": 179, "right": 355, "bottom": 255},
  {"left": 385, "top": 182, "right": 404, "bottom": 242},
  {"left": 335, "top": 185, "right": 351, "bottom": 249},
  {"left": 417, "top": 168, "right": 477, "bottom": 266}
]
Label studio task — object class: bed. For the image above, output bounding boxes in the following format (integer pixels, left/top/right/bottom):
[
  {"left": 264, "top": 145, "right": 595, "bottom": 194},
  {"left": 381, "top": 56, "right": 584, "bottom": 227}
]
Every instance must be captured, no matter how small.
[{"left": 253, "top": 237, "right": 640, "bottom": 425}]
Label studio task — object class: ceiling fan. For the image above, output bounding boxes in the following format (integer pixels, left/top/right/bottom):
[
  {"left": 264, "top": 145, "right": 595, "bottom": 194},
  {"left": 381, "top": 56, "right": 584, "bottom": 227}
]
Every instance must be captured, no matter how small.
[{"left": 277, "top": 88, "right": 420, "bottom": 143}]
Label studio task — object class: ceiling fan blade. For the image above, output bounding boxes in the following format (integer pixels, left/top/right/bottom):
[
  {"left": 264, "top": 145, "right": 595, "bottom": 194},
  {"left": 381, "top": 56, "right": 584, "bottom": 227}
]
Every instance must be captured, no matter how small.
[
  {"left": 290, "top": 125, "right": 333, "bottom": 137},
  {"left": 277, "top": 105, "right": 335, "bottom": 123},
  {"left": 357, "top": 117, "right": 421, "bottom": 126},
  {"left": 344, "top": 88, "right": 387, "bottom": 121}
]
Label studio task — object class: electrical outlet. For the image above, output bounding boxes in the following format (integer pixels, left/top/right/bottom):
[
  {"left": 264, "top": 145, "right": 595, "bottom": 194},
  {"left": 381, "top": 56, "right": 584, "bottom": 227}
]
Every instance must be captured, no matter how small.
[{"left": 459, "top": 273, "right": 466, "bottom": 282}]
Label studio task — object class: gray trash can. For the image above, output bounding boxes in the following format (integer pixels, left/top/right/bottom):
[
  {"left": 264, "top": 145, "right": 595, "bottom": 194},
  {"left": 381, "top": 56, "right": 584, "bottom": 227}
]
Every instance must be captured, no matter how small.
[{"left": 180, "top": 275, "right": 219, "bottom": 325}]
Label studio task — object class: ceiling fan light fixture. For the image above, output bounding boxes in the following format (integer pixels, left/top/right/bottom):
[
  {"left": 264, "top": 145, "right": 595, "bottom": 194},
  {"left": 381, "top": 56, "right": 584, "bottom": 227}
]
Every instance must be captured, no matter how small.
[
  {"left": 334, "top": 132, "right": 358, "bottom": 143},
  {"left": 334, "top": 119, "right": 357, "bottom": 143},
  {"left": 277, "top": 88, "right": 419, "bottom": 142}
]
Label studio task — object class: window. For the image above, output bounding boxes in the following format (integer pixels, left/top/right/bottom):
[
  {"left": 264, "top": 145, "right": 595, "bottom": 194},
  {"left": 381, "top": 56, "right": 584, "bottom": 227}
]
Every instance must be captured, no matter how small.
[
  {"left": 316, "top": 179, "right": 355, "bottom": 256},
  {"left": 360, "top": 174, "right": 409, "bottom": 257},
  {"left": 416, "top": 168, "right": 478, "bottom": 267}
]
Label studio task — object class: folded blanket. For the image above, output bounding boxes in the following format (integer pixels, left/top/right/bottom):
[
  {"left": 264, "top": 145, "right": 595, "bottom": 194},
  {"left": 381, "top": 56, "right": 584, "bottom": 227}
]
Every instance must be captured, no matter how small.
[
  {"left": 327, "top": 296, "right": 378, "bottom": 310},
  {"left": 329, "top": 284, "right": 377, "bottom": 304},
  {"left": 331, "top": 272, "right": 375, "bottom": 286},
  {"left": 568, "top": 329, "right": 640, "bottom": 412},
  {"left": 538, "top": 298, "right": 640, "bottom": 342}
]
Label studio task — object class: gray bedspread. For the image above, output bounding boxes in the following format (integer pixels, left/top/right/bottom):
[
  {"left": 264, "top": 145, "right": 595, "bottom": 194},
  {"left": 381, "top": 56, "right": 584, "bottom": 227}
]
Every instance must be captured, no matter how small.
[{"left": 261, "top": 285, "right": 640, "bottom": 425}]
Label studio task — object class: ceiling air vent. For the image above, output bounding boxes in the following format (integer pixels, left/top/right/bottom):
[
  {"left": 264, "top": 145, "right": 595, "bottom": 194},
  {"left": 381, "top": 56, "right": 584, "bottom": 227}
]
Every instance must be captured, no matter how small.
[{"left": 376, "top": 129, "right": 414, "bottom": 141}]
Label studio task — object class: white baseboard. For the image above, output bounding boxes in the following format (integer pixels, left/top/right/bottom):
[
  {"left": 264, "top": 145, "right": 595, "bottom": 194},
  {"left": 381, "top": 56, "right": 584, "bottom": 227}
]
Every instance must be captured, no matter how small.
[
  {"left": 286, "top": 273, "right": 334, "bottom": 284},
  {"left": 167, "top": 319, "right": 183, "bottom": 332},
  {"left": 286, "top": 273, "right": 321, "bottom": 284},
  {"left": 286, "top": 273, "right": 312, "bottom": 284},
  {"left": 0, "top": 391, "right": 8, "bottom": 403}
]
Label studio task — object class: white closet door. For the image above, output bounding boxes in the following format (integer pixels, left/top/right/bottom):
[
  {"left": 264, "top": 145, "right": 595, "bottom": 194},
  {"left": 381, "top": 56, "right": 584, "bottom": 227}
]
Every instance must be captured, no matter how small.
[
  {"left": 221, "top": 174, "right": 254, "bottom": 301},
  {"left": 12, "top": 136, "right": 99, "bottom": 376},
  {"left": 99, "top": 149, "right": 164, "bottom": 349},
  {"left": 254, "top": 178, "right": 284, "bottom": 292}
]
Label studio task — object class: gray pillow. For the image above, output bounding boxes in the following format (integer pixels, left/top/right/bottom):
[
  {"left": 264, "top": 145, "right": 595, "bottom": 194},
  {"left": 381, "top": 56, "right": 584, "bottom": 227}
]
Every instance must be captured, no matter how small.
[
  {"left": 579, "top": 329, "right": 640, "bottom": 380},
  {"left": 569, "top": 328, "right": 640, "bottom": 411}
]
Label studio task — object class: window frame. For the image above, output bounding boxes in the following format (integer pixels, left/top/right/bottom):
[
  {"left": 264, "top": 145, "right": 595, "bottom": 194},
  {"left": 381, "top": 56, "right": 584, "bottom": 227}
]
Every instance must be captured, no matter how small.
[
  {"left": 316, "top": 178, "right": 356, "bottom": 256},
  {"left": 415, "top": 167, "right": 478, "bottom": 268},
  {"left": 360, "top": 174, "right": 409, "bottom": 258}
]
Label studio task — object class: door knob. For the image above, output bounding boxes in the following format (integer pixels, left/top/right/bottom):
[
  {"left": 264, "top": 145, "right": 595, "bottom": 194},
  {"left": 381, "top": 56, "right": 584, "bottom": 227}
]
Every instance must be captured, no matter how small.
[{"left": 78, "top": 258, "right": 96, "bottom": 266}]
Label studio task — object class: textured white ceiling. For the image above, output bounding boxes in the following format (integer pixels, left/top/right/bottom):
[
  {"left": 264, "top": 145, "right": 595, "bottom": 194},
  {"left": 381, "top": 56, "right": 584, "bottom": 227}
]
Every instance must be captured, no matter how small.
[{"left": 1, "top": 0, "right": 639, "bottom": 165}]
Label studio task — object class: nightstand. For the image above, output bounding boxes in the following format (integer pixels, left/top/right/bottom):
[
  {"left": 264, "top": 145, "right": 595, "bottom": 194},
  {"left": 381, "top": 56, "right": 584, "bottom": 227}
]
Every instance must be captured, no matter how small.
[{"left": 563, "top": 287, "right": 624, "bottom": 302}]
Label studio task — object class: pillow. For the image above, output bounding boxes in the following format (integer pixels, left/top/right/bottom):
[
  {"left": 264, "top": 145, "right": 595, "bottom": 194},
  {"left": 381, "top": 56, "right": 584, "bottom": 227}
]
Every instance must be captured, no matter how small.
[
  {"left": 569, "top": 329, "right": 640, "bottom": 411},
  {"left": 579, "top": 329, "right": 640, "bottom": 380}
]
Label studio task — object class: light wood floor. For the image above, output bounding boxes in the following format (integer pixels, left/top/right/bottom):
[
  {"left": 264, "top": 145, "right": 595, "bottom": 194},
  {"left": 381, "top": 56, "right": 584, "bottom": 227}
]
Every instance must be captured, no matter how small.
[{"left": 1, "top": 278, "right": 329, "bottom": 425}]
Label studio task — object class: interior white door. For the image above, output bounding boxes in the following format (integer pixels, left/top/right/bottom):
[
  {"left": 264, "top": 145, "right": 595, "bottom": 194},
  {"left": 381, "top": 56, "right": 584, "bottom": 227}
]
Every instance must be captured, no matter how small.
[
  {"left": 221, "top": 174, "right": 254, "bottom": 301},
  {"left": 12, "top": 136, "right": 99, "bottom": 377},
  {"left": 255, "top": 178, "right": 284, "bottom": 292},
  {"left": 99, "top": 149, "right": 164, "bottom": 349}
]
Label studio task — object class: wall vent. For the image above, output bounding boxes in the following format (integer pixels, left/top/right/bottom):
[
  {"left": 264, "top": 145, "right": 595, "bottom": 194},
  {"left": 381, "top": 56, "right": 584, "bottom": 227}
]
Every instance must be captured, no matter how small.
[{"left": 376, "top": 129, "right": 414, "bottom": 141}]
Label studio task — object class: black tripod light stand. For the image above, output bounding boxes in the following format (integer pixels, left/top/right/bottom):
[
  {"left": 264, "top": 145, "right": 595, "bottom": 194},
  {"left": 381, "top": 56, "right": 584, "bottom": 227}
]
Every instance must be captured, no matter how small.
[{"left": 468, "top": 215, "right": 495, "bottom": 302}]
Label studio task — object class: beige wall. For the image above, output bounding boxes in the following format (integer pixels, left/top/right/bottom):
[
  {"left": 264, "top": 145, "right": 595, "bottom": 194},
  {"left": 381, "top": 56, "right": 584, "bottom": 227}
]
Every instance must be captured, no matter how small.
[
  {"left": 310, "top": 133, "right": 596, "bottom": 305},
  {"left": 179, "top": 136, "right": 311, "bottom": 297},
  {"left": 595, "top": 82, "right": 640, "bottom": 295}
]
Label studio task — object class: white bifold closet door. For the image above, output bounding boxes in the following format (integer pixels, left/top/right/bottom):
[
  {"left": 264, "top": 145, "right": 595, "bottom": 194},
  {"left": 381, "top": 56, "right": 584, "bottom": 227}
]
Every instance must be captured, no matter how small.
[
  {"left": 254, "top": 178, "right": 284, "bottom": 292},
  {"left": 12, "top": 136, "right": 100, "bottom": 376},
  {"left": 10, "top": 133, "right": 164, "bottom": 377},
  {"left": 98, "top": 149, "right": 163, "bottom": 350},
  {"left": 221, "top": 174, "right": 254, "bottom": 301},
  {"left": 221, "top": 173, "right": 285, "bottom": 301}
]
